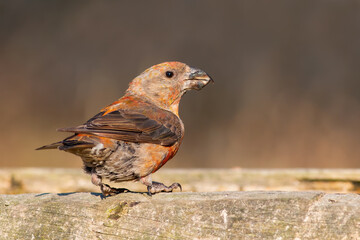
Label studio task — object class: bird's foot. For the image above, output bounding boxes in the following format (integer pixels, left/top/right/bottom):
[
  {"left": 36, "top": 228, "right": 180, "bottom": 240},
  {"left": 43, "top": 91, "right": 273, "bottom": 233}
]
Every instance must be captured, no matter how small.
[
  {"left": 90, "top": 170, "right": 129, "bottom": 197},
  {"left": 100, "top": 183, "right": 130, "bottom": 197},
  {"left": 147, "top": 181, "right": 182, "bottom": 196}
]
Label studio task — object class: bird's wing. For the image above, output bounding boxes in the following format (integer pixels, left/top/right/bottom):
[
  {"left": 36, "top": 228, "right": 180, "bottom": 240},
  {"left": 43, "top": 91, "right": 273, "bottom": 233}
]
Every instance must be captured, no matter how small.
[{"left": 58, "top": 101, "right": 183, "bottom": 147}]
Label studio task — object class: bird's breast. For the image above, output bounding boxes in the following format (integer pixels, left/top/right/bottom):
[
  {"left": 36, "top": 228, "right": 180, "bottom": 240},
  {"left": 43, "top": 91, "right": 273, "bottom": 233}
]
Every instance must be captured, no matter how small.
[{"left": 135, "top": 141, "right": 182, "bottom": 175}]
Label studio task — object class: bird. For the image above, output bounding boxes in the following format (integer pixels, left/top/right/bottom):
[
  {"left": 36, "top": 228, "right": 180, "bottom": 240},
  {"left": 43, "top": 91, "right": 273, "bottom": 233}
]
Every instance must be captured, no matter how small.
[{"left": 37, "top": 61, "right": 213, "bottom": 196}]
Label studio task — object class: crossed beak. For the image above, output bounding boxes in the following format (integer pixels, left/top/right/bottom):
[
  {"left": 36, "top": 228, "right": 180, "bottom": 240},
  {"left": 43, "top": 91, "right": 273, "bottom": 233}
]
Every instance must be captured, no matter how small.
[{"left": 186, "top": 67, "right": 214, "bottom": 90}]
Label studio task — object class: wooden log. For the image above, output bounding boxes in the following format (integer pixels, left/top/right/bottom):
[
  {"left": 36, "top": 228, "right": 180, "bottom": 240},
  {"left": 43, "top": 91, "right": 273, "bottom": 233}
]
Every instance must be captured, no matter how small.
[
  {"left": 0, "top": 191, "right": 359, "bottom": 239},
  {"left": 1, "top": 168, "right": 360, "bottom": 194}
]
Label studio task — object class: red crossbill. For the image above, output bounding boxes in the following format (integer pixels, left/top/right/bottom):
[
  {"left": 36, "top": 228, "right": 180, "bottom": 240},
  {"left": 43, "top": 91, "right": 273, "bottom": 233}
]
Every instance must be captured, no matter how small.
[{"left": 37, "top": 62, "right": 213, "bottom": 196}]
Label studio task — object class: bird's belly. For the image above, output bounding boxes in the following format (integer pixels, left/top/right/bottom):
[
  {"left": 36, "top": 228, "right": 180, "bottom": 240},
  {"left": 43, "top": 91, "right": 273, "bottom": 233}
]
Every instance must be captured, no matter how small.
[{"left": 93, "top": 141, "right": 180, "bottom": 182}]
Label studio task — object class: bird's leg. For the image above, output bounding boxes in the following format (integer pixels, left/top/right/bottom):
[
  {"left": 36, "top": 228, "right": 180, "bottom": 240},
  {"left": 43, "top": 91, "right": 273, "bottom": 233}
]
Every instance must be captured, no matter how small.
[
  {"left": 140, "top": 174, "right": 182, "bottom": 196},
  {"left": 91, "top": 170, "right": 129, "bottom": 196}
]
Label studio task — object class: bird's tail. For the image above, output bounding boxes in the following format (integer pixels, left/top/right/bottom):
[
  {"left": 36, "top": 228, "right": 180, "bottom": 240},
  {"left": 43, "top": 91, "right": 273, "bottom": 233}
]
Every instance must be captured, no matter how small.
[
  {"left": 36, "top": 138, "right": 95, "bottom": 151},
  {"left": 36, "top": 142, "right": 63, "bottom": 150}
]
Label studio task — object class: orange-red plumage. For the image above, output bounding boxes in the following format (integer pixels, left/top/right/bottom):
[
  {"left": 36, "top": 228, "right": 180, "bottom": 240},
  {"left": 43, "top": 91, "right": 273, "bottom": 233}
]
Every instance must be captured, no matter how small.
[{"left": 37, "top": 62, "right": 212, "bottom": 196}]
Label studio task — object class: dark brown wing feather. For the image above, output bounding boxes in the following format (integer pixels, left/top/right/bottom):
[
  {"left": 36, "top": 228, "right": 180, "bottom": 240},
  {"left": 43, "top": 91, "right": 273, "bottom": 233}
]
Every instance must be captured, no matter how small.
[{"left": 58, "top": 102, "right": 183, "bottom": 147}]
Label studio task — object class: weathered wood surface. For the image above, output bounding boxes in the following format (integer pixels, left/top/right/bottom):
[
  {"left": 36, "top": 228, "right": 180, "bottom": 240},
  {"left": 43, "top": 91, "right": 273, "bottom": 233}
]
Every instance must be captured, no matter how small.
[
  {"left": 1, "top": 169, "right": 360, "bottom": 239},
  {"left": 0, "top": 191, "right": 359, "bottom": 239},
  {"left": 1, "top": 168, "right": 360, "bottom": 194}
]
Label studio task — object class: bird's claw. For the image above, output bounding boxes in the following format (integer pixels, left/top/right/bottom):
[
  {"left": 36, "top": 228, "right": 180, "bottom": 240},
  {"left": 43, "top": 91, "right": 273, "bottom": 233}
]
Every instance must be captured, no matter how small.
[
  {"left": 147, "top": 181, "right": 182, "bottom": 196},
  {"left": 101, "top": 183, "right": 130, "bottom": 197}
]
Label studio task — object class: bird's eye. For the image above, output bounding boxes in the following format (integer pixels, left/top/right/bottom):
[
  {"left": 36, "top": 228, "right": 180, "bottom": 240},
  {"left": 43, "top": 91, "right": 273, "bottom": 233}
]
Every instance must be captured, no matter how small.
[{"left": 165, "top": 71, "right": 174, "bottom": 78}]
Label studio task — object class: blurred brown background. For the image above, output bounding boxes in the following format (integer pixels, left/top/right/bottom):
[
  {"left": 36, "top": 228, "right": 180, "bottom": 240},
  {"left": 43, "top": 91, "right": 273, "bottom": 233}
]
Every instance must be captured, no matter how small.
[{"left": 0, "top": 1, "right": 359, "bottom": 168}]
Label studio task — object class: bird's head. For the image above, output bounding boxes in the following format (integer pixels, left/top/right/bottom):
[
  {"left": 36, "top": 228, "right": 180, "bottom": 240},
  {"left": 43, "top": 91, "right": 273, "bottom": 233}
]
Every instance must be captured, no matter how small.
[{"left": 126, "top": 61, "right": 213, "bottom": 115}]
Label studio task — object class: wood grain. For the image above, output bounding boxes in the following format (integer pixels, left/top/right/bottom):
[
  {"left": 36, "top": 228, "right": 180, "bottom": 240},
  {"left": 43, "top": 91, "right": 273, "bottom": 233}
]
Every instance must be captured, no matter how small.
[{"left": 0, "top": 191, "right": 359, "bottom": 239}]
